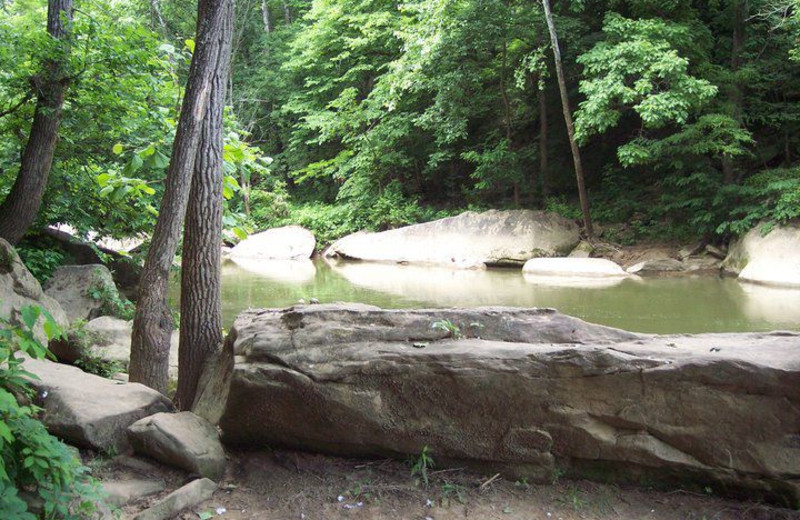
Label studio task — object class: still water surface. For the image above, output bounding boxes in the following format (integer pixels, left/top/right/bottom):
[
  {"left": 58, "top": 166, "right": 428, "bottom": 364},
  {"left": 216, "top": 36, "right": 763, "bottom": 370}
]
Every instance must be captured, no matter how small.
[{"left": 174, "top": 258, "right": 800, "bottom": 334}]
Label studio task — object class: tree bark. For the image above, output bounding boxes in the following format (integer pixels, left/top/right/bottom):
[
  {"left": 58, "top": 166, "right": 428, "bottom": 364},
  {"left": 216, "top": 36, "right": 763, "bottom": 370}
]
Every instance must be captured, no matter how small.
[
  {"left": 538, "top": 84, "right": 549, "bottom": 201},
  {"left": 722, "top": 0, "right": 748, "bottom": 185},
  {"left": 262, "top": 0, "right": 271, "bottom": 33},
  {"left": 129, "top": 0, "right": 235, "bottom": 394},
  {"left": 542, "top": 0, "right": 593, "bottom": 238},
  {"left": 0, "top": 0, "right": 73, "bottom": 245},
  {"left": 176, "top": 0, "right": 233, "bottom": 410}
]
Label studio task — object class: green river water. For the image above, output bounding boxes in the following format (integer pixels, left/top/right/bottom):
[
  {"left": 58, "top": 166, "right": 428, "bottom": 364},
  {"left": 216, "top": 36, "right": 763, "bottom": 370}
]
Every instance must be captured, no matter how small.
[{"left": 175, "top": 258, "right": 800, "bottom": 334}]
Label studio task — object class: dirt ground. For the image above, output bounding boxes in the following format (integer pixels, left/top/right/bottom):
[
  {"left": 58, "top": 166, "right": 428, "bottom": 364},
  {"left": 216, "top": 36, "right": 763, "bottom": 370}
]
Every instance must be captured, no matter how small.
[{"left": 98, "top": 448, "right": 799, "bottom": 520}]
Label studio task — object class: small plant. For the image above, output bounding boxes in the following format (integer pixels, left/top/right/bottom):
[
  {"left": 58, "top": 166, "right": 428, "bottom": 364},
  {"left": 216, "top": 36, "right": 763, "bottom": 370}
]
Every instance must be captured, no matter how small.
[
  {"left": 410, "top": 446, "right": 435, "bottom": 488},
  {"left": 440, "top": 481, "right": 466, "bottom": 506},
  {"left": 64, "top": 322, "right": 124, "bottom": 379},
  {"left": 514, "top": 477, "right": 530, "bottom": 490},
  {"left": 0, "top": 305, "right": 104, "bottom": 519},
  {"left": 87, "top": 274, "right": 134, "bottom": 320},
  {"left": 16, "top": 246, "right": 65, "bottom": 283},
  {"left": 431, "top": 319, "right": 461, "bottom": 339},
  {"left": 557, "top": 483, "right": 587, "bottom": 511}
]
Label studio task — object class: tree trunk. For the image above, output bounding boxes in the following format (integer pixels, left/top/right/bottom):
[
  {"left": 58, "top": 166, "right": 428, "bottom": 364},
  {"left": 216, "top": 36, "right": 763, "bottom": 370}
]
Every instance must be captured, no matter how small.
[
  {"left": 538, "top": 84, "right": 549, "bottom": 201},
  {"left": 176, "top": 0, "right": 233, "bottom": 410},
  {"left": 722, "top": 0, "right": 748, "bottom": 185},
  {"left": 541, "top": 0, "right": 593, "bottom": 238},
  {"left": 283, "top": 0, "right": 291, "bottom": 25},
  {"left": 262, "top": 0, "right": 271, "bottom": 33},
  {"left": 129, "top": 0, "right": 235, "bottom": 394},
  {"left": 150, "top": 0, "right": 168, "bottom": 34},
  {"left": 499, "top": 40, "right": 519, "bottom": 207},
  {"left": 0, "top": 0, "right": 73, "bottom": 245}
]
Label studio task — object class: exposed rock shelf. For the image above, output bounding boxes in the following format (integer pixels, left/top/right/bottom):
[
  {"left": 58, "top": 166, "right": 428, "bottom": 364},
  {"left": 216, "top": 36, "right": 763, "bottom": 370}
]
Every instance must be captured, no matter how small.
[{"left": 220, "top": 303, "right": 800, "bottom": 504}]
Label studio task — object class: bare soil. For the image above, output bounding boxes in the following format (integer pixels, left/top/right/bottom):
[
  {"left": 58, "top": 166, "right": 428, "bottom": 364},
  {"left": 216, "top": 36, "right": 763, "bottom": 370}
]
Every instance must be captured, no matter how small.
[{"left": 98, "top": 448, "right": 799, "bottom": 520}]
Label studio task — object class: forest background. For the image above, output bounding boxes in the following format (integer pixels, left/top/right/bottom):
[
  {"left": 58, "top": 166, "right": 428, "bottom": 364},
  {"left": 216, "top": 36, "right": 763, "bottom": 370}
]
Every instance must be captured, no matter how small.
[{"left": 1, "top": 0, "right": 799, "bottom": 277}]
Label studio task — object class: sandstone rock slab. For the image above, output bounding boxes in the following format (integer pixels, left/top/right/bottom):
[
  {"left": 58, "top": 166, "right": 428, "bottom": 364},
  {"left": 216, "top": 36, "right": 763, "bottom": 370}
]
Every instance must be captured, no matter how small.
[
  {"left": 133, "top": 478, "right": 216, "bottom": 520},
  {"left": 326, "top": 210, "right": 579, "bottom": 268},
  {"left": 128, "top": 412, "right": 226, "bottom": 480},
  {"left": 231, "top": 225, "right": 315, "bottom": 260},
  {"left": 24, "top": 357, "right": 173, "bottom": 451},
  {"left": 220, "top": 304, "right": 800, "bottom": 503},
  {"left": 44, "top": 264, "right": 120, "bottom": 322}
]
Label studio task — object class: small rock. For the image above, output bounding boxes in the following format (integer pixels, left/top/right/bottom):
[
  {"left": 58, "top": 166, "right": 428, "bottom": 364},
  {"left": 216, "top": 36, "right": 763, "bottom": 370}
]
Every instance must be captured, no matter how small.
[
  {"left": 626, "top": 258, "right": 684, "bottom": 274},
  {"left": 133, "top": 478, "right": 217, "bottom": 520},
  {"left": 678, "top": 242, "right": 705, "bottom": 260},
  {"left": 102, "top": 479, "right": 166, "bottom": 507},
  {"left": 128, "top": 412, "right": 227, "bottom": 480},
  {"left": 567, "top": 241, "right": 594, "bottom": 258},
  {"left": 705, "top": 244, "right": 726, "bottom": 259}
]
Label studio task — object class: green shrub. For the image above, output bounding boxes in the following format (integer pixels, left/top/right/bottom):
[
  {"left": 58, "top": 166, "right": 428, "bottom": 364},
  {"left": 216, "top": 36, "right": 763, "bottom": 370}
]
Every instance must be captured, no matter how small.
[
  {"left": 0, "top": 306, "right": 103, "bottom": 519},
  {"left": 87, "top": 275, "right": 134, "bottom": 321},
  {"left": 15, "top": 248, "right": 65, "bottom": 284},
  {"left": 249, "top": 185, "right": 290, "bottom": 230}
]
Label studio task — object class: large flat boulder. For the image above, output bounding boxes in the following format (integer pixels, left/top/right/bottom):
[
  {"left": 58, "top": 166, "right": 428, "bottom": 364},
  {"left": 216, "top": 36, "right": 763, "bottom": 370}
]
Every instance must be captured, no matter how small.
[
  {"left": 231, "top": 225, "right": 315, "bottom": 261},
  {"left": 220, "top": 304, "right": 800, "bottom": 503},
  {"left": 325, "top": 210, "right": 579, "bottom": 268},
  {"left": 24, "top": 357, "right": 174, "bottom": 451},
  {"left": 44, "top": 264, "right": 120, "bottom": 323},
  {"left": 723, "top": 223, "right": 800, "bottom": 287}
]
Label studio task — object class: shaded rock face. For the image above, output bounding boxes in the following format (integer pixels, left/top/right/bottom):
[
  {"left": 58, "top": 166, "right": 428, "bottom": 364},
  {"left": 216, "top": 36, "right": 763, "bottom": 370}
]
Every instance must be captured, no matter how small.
[
  {"left": 0, "top": 238, "right": 68, "bottom": 341},
  {"left": 724, "top": 223, "right": 800, "bottom": 288},
  {"left": 326, "top": 210, "right": 579, "bottom": 268},
  {"left": 231, "top": 225, "right": 316, "bottom": 261},
  {"left": 44, "top": 264, "right": 119, "bottom": 323},
  {"left": 220, "top": 304, "right": 800, "bottom": 503},
  {"left": 25, "top": 357, "right": 173, "bottom": 451}
]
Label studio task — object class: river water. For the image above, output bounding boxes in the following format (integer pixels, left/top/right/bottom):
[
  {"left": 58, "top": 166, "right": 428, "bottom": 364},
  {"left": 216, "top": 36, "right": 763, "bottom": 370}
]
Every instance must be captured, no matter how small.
[{"left": 183, "top": 258, "right": 800, "bottom": 334}]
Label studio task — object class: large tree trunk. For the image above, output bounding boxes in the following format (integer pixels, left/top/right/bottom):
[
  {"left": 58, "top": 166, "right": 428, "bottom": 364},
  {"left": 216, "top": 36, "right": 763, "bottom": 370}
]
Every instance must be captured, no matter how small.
[
  {"left": 0, "top": 0, "right": 73, "bottom": 245},
  {"left": 542, "top": 0, "right": 593, "bottom": 238},
  {"left": 176, "top": 0, "right": 233, "bottom": 410},
  {"left": 129, "top": 0, "right": 235, "bottom": 394}
]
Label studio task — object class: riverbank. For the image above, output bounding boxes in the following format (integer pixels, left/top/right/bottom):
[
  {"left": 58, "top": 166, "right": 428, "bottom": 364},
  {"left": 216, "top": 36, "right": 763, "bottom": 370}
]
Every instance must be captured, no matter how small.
[{"left": 96, "top": 448, "right": 797, "bottom": 520}]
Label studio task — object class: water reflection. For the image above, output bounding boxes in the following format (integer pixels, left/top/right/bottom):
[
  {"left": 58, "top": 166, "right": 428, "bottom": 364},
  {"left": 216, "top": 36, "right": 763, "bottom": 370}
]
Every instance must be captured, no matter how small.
[
  {"left": 229, "top": 257, "right": 316, "bottom": 283},
  {"left": 170, "top": 259, "right": 800, "bottom": 334}
]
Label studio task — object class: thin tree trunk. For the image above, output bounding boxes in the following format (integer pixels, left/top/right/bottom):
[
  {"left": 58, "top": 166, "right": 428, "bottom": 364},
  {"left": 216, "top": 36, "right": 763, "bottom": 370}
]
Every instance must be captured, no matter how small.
[
  {"left": 283, "top": 0, "right": 291, "bottom": 25},
  {"left": 262, "top": 0, "right": 271, "bottom": 33},
  {"left": 130, "top": 0, "right": 235, "bottom": 394},
  {"left": 541, "top": 0, "right": 593, "bottom": 238},
  {"left": 499, "top": 40, "right": 519, "bottom": 207},
  {"left": 0, "top": 0, "right": 73, "bottom": 245},
  {"left": 722, "top": 0, "right": 748, "bottom": 185},
  {"left": 150, "top": 0, "right": 168, "bottom": 34},
  {"left": 176, "top": 0, "right": 233, "bottom": 410},
  {"left": 538, "top": 84, "right": 549, "bottom": 202}
]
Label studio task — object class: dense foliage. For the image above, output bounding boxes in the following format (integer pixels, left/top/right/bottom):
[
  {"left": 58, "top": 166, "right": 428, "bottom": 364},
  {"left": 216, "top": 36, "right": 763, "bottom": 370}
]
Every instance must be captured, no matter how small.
[
  {"left": 0, "top": 306, "right": 101, "bottom": 519},
  {"left": 1, "top": 0, "right": 799, "bottom": 252}
]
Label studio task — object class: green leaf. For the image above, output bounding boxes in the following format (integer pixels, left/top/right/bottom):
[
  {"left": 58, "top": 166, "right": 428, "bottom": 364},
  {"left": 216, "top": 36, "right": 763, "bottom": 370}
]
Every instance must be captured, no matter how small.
[
  {"left": 185, "top": 39, "right": 195, "bottom": 53},
  {"left": 112, "top": 143, "right": 124, "bottom": 155},
  {"left": 20, "top": 306, "right": 40, "bottom": 331}
]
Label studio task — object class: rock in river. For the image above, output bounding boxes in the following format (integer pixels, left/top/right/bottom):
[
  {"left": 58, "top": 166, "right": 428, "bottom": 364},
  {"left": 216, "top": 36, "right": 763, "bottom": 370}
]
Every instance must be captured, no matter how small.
[
  {"left": 231, "top": 225, "right": 315, "bottom": 261},
  {"left": 220, "top": 303, "right": 800, "bottom": 504},
  {"left": 723, "top": 223, "right": 800, "bottom": 288},
  {"left": 325, "top": 210, "right": 579, "bottom": 268}
]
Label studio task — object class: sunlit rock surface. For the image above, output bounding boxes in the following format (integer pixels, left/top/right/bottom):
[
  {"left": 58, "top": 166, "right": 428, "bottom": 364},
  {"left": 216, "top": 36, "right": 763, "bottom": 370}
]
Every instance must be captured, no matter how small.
[
  {"left": 724, "top": 223, "right": 800, "bottom": 287},
  {"left": 220, "top": 303, "right": 800, "bottom": 503},
  {"left": 231, "top": 225, "right": 315, "bottom": 261},
  {"left": 326, "top": 210, "right": 579, "bottom": 268}
]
